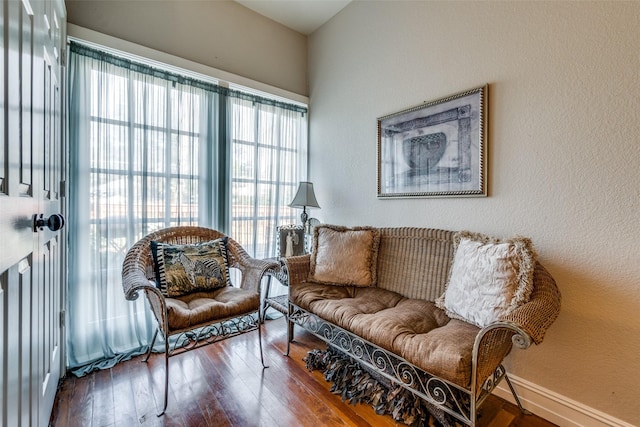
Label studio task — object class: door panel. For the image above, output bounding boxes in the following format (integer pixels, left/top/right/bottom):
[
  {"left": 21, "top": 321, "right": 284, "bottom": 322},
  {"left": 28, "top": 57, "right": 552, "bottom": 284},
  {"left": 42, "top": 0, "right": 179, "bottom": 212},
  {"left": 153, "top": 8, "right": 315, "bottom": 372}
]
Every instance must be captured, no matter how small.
[
  {"left": 37, "top": 236, "right": 62, "bottom": 426},
  {"left": 39, "top": 7, "right": 64, "bottom": 421},
  {"left": 19, "top": 256, "right": 35, "bottom": 427},
  {"left": 0, "top": 1, "right": 5, "bottom": 419},
  {"left": 20, "top": 2, "right": 32, "bottom": 196},
  {"left": 1, "top": 0, "right": 66, "bottom": 425},
  {"left": 0, "top": 0, "right": 4, "bottom": 192}
]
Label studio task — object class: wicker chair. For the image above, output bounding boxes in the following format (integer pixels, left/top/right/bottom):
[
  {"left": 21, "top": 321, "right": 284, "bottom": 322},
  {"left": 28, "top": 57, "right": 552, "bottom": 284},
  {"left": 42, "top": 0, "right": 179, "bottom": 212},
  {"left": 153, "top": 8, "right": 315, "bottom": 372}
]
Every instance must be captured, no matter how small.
[{"left": 122, "top": 226, "right": 279, "bottom": 416}]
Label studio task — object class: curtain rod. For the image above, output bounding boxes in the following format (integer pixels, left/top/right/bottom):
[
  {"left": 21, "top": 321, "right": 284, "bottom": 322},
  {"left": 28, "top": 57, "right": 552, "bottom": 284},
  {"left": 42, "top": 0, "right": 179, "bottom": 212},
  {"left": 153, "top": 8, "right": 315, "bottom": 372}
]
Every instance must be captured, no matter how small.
[{"left": 69, "top": 40, "right": 308, "bottom": 116}]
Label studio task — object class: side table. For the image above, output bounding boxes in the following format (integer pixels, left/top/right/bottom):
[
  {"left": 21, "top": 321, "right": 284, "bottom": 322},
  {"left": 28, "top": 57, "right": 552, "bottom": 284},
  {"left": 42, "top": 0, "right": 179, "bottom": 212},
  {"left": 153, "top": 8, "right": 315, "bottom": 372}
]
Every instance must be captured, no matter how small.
[{"left": 260, "top": 258, "right": 289, "bottom": 324}]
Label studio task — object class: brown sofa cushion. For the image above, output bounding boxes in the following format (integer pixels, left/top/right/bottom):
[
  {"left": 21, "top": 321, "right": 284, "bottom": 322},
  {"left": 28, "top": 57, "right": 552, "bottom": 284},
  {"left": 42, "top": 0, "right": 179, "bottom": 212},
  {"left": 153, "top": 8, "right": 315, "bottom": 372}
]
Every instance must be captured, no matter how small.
[
  {"left": 290, "top": 282, "right": 483, "bottom": 387},
  {"left": 386, "top": 310, "right": 481, "bottom": 387},
  {"left": 166, "top": 286, "right": 259, "bottom": 331},
  {"left": 291, "top": 282, "right": 404, "bottom": 330},
  {"left": 309, "top": 225, "right": 380, "bottom": 287}
]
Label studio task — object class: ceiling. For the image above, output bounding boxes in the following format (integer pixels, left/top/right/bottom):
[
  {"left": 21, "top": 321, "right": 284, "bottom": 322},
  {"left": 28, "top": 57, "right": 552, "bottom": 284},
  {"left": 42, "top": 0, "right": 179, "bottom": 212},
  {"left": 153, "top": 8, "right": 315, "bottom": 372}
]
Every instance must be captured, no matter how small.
[{"left": 234, "top": 0, "right": 352, "bottom": 35}]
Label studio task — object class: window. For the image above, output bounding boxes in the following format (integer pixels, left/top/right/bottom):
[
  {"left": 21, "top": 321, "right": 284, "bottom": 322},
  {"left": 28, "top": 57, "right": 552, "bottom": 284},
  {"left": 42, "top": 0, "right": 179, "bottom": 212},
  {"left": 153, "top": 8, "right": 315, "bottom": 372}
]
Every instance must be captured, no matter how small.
[
  {"left": 88, "top": 72, "right": 204, "bottom": 275},
  {"left": 67, "top": 41, "right": 307, "bottom": 374},
  {"left": 230, "top": 97, "right": 307, "bottom": 258}
]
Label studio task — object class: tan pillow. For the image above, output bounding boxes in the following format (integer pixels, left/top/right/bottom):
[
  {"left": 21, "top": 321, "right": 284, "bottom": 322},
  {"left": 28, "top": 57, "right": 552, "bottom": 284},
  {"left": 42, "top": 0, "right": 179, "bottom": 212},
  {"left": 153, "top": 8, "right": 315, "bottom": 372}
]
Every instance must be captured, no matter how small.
[
  {"left": 435, "top": 231, "right": 537, "bottom": 328},
  {"left": 309, "top": 225, "right": 380, "bottom": 287}
]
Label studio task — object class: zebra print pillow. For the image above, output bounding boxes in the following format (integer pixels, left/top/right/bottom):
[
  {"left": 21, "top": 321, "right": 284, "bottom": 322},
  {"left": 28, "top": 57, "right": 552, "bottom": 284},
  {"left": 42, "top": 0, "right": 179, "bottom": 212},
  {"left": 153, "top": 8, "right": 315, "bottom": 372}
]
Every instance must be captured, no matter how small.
[{"left": 151, "top": 238, "right": 231, "bottom": 297}]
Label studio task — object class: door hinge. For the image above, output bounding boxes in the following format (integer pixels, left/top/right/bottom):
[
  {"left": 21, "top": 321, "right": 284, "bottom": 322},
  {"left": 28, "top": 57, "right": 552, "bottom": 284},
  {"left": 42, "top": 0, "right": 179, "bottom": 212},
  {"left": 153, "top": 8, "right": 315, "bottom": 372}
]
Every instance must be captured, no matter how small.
[{"left": 59, "top": 310, "right": 65, "bottom": 328}]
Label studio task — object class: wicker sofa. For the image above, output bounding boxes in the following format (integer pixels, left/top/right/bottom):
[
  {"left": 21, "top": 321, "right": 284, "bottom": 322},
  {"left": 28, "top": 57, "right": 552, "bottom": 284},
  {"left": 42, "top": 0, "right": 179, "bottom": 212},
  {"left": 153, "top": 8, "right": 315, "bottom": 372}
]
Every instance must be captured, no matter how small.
[{"left": 283, "top": 225, "right": 561, "bottom": 426}]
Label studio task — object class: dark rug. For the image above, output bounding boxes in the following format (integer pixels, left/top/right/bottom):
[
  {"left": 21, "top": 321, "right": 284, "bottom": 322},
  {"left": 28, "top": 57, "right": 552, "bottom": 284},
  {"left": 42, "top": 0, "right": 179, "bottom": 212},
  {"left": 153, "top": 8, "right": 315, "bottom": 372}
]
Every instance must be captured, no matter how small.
[{"left": 304, "top": 347, "right": 464, "bottom": 427}]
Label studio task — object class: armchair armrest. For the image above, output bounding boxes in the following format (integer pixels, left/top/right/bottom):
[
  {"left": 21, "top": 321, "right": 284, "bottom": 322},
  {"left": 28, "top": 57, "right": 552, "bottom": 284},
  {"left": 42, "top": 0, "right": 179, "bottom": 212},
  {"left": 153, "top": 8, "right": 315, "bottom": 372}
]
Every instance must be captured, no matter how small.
[
  {"left": 122, "top": 237, "right": 158, "bottom": 301},
  {"left": 282, "top": 254, "right": 311, "bottom": 286},
  {"left": 227, "top": 239, "right": 279, "bottom": 293},
  {"left": 122, "top": 267, "right": 159, "bottom": 302},
  {"left": 122, "top": 242, "right": 168, "bottom": 330}
]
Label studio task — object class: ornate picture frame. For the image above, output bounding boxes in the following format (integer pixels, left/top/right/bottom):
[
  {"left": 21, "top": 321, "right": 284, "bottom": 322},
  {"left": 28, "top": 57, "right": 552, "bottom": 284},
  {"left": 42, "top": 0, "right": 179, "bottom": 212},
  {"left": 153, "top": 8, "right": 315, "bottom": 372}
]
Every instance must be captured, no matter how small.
[
  {"left": 276, "top": 224, "right": 305, "bottom": 257},
  {"left": 377, "top": 85, "right": 488, "bottom": 198}
]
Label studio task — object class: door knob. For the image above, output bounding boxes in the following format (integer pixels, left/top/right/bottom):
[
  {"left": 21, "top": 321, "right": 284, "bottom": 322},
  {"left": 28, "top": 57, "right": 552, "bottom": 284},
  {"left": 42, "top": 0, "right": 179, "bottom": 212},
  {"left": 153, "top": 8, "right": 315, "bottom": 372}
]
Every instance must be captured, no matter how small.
[{"left": 33, "top": 213, "right": 65, "bottom": 232}]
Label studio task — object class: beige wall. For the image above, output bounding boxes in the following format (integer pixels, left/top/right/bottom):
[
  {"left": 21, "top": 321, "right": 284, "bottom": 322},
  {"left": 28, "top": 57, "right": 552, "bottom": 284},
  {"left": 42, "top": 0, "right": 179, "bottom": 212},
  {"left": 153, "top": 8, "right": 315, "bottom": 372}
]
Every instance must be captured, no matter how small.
[
  {"left": 65, "top": 0, "right": 308, "bottom": 95},
  {"left": 308, "top": 1, "right": 640, "bottom": 424}
]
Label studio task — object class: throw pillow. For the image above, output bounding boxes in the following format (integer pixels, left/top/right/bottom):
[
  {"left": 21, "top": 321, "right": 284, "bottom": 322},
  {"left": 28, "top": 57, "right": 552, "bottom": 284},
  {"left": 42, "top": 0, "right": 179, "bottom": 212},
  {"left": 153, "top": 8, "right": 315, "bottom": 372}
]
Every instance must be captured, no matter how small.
[
  {"left": 151, "top": 237, "right": 231, "bottom": 297},
  {"left": 435, "top": 231, "right": 537, "bottom": 328},
  {"left": 309, "top": 224, "right": 380, "bottom": 287}
]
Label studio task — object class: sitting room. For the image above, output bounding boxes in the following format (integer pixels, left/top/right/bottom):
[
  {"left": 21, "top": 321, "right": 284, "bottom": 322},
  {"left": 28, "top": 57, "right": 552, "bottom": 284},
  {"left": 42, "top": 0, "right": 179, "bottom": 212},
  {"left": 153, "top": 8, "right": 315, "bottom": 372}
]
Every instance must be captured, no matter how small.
[{"left": 1, "top": 1, "right": 638, "bottom": 426}]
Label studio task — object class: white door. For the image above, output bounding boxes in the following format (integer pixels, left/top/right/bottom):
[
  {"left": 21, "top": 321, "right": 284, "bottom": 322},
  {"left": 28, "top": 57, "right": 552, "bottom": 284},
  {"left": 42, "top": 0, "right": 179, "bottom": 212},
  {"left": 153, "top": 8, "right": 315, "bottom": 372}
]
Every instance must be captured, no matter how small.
[{"left": 0, "top": 1, "right": 66, "bottom": 425}]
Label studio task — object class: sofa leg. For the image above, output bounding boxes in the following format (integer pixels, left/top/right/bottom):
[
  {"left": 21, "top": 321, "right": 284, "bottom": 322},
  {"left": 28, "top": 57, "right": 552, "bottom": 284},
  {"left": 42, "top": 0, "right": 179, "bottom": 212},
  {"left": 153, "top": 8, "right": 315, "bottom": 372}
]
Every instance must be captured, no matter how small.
[
  {"left": 504, "top": 373, "right": 532, "bottom": 415},
  {"left": 285, "top": 320, "right": 294, "bottom": 356}
]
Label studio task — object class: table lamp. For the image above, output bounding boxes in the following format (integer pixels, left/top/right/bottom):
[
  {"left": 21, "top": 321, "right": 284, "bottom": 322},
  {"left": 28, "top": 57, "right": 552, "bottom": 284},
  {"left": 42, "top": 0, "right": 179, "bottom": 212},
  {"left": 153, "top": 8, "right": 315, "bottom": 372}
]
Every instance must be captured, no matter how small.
[{"left": 289, "top": 181, "right": 320, "bottom": 229}]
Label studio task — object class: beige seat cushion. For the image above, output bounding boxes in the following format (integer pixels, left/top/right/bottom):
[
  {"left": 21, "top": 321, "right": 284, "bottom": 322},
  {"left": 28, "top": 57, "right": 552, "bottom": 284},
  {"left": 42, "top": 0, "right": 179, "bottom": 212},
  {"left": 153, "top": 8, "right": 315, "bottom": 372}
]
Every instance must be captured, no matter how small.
[
  {"left": 290, "top": 282, "right": 486, "bottom": 388},
  {"left": 291, "top": 282, "right": 403, "bottom": 328},
  {"left": 166, "top": 286, "right": 259, "bottom": 331}
]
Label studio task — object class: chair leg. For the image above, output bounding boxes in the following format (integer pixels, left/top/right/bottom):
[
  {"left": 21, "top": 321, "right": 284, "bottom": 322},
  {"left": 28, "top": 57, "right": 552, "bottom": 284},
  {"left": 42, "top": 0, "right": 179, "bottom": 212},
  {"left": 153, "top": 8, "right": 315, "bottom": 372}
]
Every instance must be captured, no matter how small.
[
  {"left": 260, "top": 276, "right": 273, "bottom": 324},
  {"left": 504, "top": 373, "right": 532, "bottom": 415},
  {"left": 143, "top": 328, "right": 159, "bottom": 363},
  {"left": 157, "top": 336, "right": 169, "bottom": 417},
  {"left": 258, "top": 320, "right": 268, "bottom": 369}
]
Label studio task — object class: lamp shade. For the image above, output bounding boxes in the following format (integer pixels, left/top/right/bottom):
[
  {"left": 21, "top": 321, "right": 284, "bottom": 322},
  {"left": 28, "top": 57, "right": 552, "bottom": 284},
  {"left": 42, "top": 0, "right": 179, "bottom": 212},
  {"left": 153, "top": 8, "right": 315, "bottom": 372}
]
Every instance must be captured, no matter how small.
[{"left": 290, "top": 182, "right": 320, "bottom": 209}]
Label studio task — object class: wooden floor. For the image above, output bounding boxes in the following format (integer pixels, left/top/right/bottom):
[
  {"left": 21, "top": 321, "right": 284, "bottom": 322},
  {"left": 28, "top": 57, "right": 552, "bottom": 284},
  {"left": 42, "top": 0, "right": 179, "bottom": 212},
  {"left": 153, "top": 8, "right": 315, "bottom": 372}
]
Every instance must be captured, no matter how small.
[{"left": 51, "top": 318, "right": 557, "bottom": 427}]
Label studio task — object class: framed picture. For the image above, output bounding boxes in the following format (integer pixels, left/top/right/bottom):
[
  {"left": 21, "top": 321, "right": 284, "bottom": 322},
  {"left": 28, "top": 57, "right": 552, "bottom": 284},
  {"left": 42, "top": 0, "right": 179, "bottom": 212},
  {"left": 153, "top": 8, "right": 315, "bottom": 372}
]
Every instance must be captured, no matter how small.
[
  {"left": 276, "top": 224, "right": 306, "bottom": 257},
  {"left": 377, "top": 85, "right": 487, "bottom": 198}
]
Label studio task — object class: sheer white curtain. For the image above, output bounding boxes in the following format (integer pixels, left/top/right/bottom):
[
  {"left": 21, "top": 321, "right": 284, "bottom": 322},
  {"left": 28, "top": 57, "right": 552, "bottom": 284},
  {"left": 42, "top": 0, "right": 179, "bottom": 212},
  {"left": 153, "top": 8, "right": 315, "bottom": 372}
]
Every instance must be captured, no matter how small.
[
  {"left": 229, "top": 96, "right": 308, "bottom": 258},
  {"left": 67, "top": 42, "right": 308, "bottom": 374},
  {"left": 227, "top": 96, "right": 308, "bottom": 313}
]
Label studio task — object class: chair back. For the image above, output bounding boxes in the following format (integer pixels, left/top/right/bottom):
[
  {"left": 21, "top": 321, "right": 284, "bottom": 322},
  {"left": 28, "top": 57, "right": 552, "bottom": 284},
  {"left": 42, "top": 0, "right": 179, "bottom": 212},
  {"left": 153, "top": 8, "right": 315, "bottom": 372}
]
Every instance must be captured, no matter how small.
[{"left": 122, "top": 226, "right": 251, "bottom": 297}]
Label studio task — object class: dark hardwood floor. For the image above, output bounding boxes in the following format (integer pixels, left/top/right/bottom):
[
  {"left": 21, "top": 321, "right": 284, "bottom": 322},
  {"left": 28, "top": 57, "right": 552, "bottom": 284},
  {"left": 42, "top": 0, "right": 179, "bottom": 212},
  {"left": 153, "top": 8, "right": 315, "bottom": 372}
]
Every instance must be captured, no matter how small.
[{"left": 51, "top": 318, "right": 557, "bottom": 427}]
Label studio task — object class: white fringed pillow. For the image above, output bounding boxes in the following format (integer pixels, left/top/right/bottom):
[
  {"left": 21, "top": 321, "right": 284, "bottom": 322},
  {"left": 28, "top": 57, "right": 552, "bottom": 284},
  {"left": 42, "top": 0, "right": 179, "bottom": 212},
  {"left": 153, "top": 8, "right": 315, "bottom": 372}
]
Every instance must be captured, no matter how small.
[{"left": 435, "top": 232, "right": 537, "bottom": 328}]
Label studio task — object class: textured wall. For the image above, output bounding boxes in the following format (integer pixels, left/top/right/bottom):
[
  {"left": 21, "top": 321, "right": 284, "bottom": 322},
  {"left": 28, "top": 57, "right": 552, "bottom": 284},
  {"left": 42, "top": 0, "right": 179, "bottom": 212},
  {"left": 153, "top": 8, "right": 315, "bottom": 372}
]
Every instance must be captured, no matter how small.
[
  {"left": 308, "top": 2, "right": 640, "bottom": 424},
  {"left": 65, "top": 0, "right": 308, "bottom": 95}
]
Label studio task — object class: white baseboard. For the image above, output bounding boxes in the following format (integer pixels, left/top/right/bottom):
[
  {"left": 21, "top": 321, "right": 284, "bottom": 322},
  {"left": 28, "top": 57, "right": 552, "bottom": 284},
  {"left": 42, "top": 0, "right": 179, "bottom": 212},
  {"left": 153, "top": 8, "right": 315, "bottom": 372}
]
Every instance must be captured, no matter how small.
[{"left": 492, "top": 375, "right": 635, "bottom": 427}]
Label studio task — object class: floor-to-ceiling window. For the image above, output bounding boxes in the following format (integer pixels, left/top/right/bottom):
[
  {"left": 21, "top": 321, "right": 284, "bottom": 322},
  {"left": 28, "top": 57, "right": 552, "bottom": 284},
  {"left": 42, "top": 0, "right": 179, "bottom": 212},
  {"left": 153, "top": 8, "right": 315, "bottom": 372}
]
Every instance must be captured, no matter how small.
[
  {"left": 229, "top": 95, "right": 307, "bottom": 258},
  {"left": 67, "top": 41, "right": 307, "bottom": 374}
]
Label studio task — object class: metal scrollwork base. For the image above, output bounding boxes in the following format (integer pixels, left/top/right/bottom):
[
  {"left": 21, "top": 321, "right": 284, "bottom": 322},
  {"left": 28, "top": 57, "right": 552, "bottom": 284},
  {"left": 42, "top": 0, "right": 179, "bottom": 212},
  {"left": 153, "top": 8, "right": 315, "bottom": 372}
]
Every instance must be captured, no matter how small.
[
  {"left": 289, "top": 304, "right": 508, "bottom": 426},
  {"left": 168, "top": 313, "right": 259, "bottom": 356}
]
